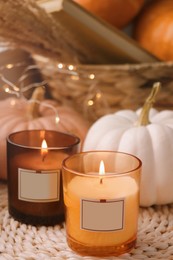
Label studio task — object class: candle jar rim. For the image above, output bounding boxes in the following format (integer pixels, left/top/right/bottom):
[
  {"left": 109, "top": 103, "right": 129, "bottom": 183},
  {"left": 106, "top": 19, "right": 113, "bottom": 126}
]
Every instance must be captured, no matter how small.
[
  {"left": 7, "top": 129, "right": 80, "bottom": 150},
  {"left": 62, "top": 150, "right": 142, "bottom": 178}
]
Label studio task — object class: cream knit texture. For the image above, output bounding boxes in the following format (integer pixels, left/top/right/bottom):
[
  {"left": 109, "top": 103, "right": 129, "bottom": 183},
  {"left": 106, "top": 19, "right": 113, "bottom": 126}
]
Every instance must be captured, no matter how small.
[{"left": 0, "top": 182, "right": 173, "bottom": 260}]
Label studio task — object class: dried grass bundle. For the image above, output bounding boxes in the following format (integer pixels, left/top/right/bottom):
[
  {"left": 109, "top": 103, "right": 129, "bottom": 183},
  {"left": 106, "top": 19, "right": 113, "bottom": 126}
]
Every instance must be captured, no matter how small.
[{"left": 0, "top": 0, "right": 93, "bottom": 63}]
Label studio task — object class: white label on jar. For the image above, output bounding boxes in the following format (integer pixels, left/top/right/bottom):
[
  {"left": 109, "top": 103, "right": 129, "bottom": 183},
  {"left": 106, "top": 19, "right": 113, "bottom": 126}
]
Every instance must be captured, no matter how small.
[
  {"left": 81, "top": 198, "right": 125, "bottom": 232},
  {"left": 18, "top": 168, "right": 60, "bottom": 202}
]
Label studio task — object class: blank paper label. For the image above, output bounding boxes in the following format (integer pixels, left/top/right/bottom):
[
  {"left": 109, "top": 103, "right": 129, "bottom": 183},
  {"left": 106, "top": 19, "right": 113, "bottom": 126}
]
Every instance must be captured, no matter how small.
[
  {"left": 81, "top": 198, "right": 125, "bottom": 232},
  {"left": 18, "top": 168, "right": 60, "bottom": 202}
]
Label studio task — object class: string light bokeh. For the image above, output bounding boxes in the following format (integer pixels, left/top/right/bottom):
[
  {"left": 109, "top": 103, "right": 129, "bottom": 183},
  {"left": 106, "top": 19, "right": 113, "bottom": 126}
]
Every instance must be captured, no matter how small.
[
  {"left": 0, "top": 58, "right": 110, "bottom": 124},
  {"left": 0, "top": 61, "right": 60, "bottom": 126}
]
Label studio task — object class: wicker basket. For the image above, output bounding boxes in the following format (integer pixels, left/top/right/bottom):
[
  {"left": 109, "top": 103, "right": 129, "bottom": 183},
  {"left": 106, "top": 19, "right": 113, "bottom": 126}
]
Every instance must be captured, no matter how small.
[{"left": 34, "top": 55, "right": 173, "bottom": 124}]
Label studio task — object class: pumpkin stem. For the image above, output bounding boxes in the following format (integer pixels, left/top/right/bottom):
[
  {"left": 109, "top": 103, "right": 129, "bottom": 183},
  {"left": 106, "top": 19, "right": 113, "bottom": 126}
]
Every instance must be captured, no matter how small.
[
  {"left": 27, "top": 86, "right": 45, "bottom": 119},
  {"left": 136, "top": 82, "right": 161, "bottom": 126}
]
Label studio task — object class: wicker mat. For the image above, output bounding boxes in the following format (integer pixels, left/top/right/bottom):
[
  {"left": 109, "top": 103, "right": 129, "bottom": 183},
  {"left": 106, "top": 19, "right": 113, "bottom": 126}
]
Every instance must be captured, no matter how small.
[{"left": 1, "top": 182, "right": 173, "bottom": 260}]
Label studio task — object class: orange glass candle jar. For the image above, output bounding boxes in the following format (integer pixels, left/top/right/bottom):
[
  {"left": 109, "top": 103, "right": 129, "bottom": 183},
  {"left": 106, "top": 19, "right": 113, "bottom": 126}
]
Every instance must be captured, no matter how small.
[
  {"left": 62, "top": 151, "right": 141, "bottom": 257},
  {"left": 7, "top": 130, "right": 80, "bottom": 226}
]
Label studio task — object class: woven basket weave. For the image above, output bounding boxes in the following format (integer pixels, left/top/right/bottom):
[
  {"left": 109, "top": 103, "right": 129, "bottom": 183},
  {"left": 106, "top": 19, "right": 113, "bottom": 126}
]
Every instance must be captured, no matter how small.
[{"left": 34, "top": 55, "right": 173, "bottom": 124}]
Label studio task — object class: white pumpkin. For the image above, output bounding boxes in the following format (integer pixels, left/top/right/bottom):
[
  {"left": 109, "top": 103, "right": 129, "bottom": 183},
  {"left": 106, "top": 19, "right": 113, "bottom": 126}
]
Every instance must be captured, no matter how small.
[{"left": 83, "top": 83, "right": 173, "bottom": 207}]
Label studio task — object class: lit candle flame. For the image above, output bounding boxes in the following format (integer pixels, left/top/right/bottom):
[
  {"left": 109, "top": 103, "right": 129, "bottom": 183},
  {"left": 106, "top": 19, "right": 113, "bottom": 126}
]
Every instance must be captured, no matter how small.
[
  {"left": 41, "top": 139, "right": 48, "bottom": 161},
  {"left": 99, "top": 160, "right": 105, "bottom": 184}
]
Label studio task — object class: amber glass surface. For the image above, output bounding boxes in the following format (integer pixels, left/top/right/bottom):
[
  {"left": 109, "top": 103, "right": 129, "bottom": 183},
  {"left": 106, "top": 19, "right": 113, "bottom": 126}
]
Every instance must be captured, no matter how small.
[
  {"left": 7, "top": 130, "right": 80, "bottom": 226},
  {"left": 62, "top": 151, "right": 142, "bottom": 256}
]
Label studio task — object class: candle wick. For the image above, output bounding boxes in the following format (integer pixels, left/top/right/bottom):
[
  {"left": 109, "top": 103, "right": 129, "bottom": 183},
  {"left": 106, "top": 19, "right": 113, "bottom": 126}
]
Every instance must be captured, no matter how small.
[
  {"left": 100, "top": 178, "right": 103, "bottom": 184},
  {"left": 42, "top": 154, "right": 47, "bottom": 162}
]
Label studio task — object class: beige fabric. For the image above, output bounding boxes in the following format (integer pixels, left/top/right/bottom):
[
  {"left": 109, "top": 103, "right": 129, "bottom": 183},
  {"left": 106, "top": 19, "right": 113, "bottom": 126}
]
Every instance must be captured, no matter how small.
[{"left": 0, "top": 182, "right": 173, "bottom": 260}]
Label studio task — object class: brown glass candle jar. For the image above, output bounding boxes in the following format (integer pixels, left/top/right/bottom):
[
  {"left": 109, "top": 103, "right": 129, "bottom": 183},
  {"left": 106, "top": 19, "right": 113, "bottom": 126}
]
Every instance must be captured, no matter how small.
[{"left": 7, "top": 130, "right": 80, "bottom": 226}]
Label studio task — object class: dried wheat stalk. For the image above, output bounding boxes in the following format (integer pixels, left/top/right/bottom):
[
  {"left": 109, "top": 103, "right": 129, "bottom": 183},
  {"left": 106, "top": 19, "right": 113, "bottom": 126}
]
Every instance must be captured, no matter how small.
[{"left": 0, "top": 0, "right": 93, "bottom": 64}]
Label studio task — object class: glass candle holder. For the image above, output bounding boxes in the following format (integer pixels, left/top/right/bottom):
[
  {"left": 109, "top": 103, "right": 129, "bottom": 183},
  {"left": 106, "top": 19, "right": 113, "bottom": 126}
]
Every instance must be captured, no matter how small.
[
  {"left": 7, "top": 130, "right": 80, "bottom": 226},
  {"left": 62, "top": 151, "right": 142, "bottom": 257}
]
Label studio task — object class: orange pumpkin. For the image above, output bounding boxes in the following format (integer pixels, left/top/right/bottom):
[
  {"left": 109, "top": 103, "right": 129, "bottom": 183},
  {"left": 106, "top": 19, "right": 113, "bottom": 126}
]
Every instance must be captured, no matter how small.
[
  {"left": 134, "top": 0, "right": 173, "bottom": 61},
  {"left": 0, "top": 87, "right": 89, "bottom": 180},
  {"left": 73, "top": 0, "right": 145, "bottom": 28}
]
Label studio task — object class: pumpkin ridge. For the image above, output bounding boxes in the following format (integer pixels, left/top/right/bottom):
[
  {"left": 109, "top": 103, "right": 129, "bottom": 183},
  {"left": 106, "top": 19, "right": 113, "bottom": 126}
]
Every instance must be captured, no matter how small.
[
  {"left": 146, "top": 124, "right": 173, "bottom": 205},
  {"left": 0, "top": 116, "right": 25, "bottom": 134},
  {"left": 96, "top": 127, "right": 128, "bottom": 150},
  {"left": 36, "top": 116, "right": 57, "bottom": 130}
]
